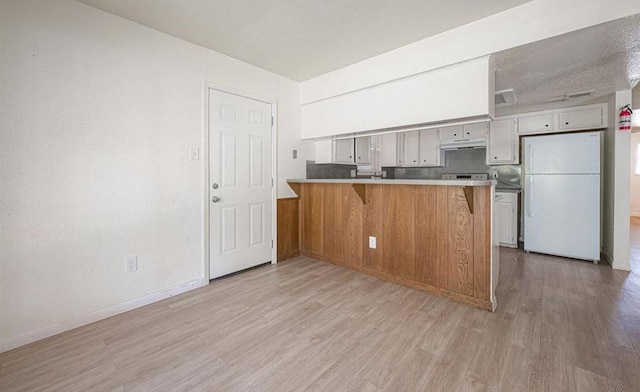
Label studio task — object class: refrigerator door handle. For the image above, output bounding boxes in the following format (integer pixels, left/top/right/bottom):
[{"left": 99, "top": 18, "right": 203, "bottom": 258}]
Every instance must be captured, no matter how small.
[{"left": 526, "top": 176, "right": 533, "bottom": 217}]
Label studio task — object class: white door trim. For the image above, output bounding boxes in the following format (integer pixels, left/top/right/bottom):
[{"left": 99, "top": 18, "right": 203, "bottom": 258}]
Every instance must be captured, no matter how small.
[{"left": 203, "top": 81, "right": 278, "bottom": 282}]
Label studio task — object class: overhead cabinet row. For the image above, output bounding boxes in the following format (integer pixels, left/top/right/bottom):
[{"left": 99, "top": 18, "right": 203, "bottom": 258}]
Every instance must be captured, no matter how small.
[
  {"left": 314, "top": 103, "right": 606, "bottom": 167},
  {"left": 517, "top": 105, "right": 605, "bottom": 134}
]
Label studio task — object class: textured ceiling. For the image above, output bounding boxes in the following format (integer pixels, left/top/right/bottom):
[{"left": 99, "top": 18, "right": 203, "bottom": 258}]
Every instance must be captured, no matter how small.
[
  {"left": 494, "top": 14, "right": 640, "bottom": 116},
  {"left": 75, "top": 0, "right": 533, "bottom": 81}
]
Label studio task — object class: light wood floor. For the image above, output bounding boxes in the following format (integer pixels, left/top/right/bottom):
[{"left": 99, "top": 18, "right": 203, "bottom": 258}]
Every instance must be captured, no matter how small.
[{"left": 1, "top": 248, "right": 639, "bottom": 392}]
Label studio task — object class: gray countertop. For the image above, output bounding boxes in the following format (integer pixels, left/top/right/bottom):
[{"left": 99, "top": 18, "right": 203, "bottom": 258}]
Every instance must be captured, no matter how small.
[
  {"left": 287, "top": 178, "right": 497, "bottom": 187},
  {"left": 495, "top": 187, "right": 522, "bottom": 193}
]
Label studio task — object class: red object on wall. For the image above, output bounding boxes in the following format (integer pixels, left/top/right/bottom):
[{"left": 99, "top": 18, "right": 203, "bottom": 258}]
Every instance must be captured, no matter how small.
[{"left": 619, "top": 105, "right": 633, "bottom": 130}]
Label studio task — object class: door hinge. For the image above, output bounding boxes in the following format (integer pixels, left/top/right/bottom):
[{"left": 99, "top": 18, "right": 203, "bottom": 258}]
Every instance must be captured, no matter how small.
[
  {"left": 271, "top": 178, "right": 274, "bottom": 187},
  {"left": 271, "top": 239, "right": 274, "bottom": 248},
  {"left": 271, "top": 117, "right": 274, "bottom": 126}
]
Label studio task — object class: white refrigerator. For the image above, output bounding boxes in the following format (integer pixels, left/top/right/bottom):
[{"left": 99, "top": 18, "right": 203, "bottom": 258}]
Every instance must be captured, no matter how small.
[{"left": 523, "top": 131, "right": 601, "bottom": 262}]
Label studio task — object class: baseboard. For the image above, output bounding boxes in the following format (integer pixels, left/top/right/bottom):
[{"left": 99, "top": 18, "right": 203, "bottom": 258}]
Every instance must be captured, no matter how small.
[
  {"left": 631, "top": 213, "right": 640, "bottom": 217},
  {"left": 277, "top": 250, "right": 300, "bottom": 262},
  {"left": 0, "top": 278, "right": 208, "bottom": 353}
]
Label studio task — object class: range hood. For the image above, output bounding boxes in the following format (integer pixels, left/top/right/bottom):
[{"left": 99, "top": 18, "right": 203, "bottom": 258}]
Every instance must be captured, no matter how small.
[{"left": 440, "top": 137, "right": 487, "bottom": 150}]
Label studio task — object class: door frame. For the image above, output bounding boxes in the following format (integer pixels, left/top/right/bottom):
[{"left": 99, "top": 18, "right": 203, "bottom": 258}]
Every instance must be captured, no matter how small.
[{"left": 203, "top": 81, "right": 278, "bottom": 281}]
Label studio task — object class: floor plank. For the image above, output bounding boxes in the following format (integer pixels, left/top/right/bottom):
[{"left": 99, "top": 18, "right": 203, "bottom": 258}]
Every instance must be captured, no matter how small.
[{"left": 1, "top": 248, "right": 639, "bottom": 391}]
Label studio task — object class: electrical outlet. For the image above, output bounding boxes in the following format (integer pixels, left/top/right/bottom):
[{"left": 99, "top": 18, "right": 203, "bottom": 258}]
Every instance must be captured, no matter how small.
[
  {"left": 125, "top": 256, "right": 138, "bottom": 273},
  {"left": 292, "top": 149, "right": 297, "bottom": 159},
  {"left": 190, "top": 147, "right": 200, "bottom": 161},
  {"left": 369, "top": 236, "right": 377, "bottom": 249},
  {"left": 350, "top": 169, "right": 357, "bottom": 178},
  {"left": 490, "top": 169, "right": 499, "bottom": 179}
]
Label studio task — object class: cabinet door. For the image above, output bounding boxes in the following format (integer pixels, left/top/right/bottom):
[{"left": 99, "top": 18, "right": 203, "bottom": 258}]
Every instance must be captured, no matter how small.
[
  {"left": 558, "top": 107, "right": 603, "bottom": 130},
  {"left": 380, "top": 133, "right": 398, "bottom": 167},
  {"left": 439, "top": 125, "right": 464, "bottom": 141},
  {"left": 419, "top": 129, "right": 441, "bottom": 166},
  {"left": 402, "top": 131, "right": 420, "bottom": 166},
  {"left": 496, "top": 201, "right": 514, "bottom": 246},
  {"left": 333, "top": 138, "right": 355, "bottom": 164},
  {"left": 463, "top": 122, "right": 489, "bottom": 138},
  {"left": 518, "top": 114, "right": 554, "bottom": 134},
  {"left": 488, "top": 119, "right": 518, "bottom": 165},
  {"left": 314, "top": 139, "right": 332, "bottom": 164},
  {"left": 355, "top": 136, "right": 371, "bottom": 164},
  {"left": 496, "top": 193, "right": 517, "bottom": 247}
]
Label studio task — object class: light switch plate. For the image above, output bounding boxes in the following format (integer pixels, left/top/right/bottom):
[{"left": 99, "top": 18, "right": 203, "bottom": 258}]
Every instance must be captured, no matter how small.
[
  {"left": 368, "top": 236, "right": 377, "bottom": 249},
  {"left": 125, "top": 256, "right": 138, "bottom": 273}
]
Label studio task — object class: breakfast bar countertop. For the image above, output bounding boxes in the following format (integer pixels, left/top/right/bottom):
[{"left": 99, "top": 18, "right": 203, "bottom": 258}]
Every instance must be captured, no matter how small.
[{"left": 287, "top": 178, "right": 497, "bottom": 187}]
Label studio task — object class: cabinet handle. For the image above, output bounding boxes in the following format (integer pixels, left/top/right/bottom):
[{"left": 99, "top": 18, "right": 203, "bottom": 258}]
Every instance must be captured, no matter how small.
[
  {"left": 545, "top": 124, "right": 549, "bottom": 127},
  {"left": 565, "top": 122, "right": 569, "bottom": 125}
]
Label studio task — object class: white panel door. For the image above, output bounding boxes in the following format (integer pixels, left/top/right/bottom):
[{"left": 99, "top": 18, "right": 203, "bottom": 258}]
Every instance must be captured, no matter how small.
[
  {"left": 209, "top": 89, "right": 273, "bottom": 279},
  {"left": 524, "top": 132, "right": 600, "bottom": 174},
  {"left": 524, "top": 174, "right": 600, "bottom": 261}
]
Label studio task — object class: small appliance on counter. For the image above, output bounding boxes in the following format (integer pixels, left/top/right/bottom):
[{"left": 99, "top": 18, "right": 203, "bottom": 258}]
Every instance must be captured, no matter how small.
[{"left": 523, "top": 131, "right": 600, "bottom": 262}]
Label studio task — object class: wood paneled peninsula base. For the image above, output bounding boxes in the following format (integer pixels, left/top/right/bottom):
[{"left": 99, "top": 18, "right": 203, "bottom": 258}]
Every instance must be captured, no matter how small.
[{"left": 287, "top": 179, "right": 499, "bottom": 311}]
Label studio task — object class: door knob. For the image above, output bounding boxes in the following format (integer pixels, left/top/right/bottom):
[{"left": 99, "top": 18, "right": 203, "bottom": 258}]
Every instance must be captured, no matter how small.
[{"left": 211, "top": 196, "right": 221, "bottom": 203}]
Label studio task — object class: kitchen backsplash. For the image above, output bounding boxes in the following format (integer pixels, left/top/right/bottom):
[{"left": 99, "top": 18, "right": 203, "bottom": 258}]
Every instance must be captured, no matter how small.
[{"left": 306, "top": 148, "right": 521, "bottom": 188}]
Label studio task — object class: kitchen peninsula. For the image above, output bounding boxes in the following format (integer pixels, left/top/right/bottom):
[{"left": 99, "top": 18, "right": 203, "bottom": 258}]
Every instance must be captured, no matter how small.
[{"left": 287, "top": 179, "right": 499, "bottom": 311}]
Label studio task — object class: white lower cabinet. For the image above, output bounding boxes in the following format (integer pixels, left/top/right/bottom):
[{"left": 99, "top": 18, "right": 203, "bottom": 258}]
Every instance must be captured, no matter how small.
[{"left": 496, "top": 192, "right": 518, "bottom": 248}]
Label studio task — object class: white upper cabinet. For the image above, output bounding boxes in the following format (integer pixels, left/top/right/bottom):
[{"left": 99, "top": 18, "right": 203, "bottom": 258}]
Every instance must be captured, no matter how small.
[
  {"left": 355, "top": 136, "right": 371, "bottom": 164},
  {"left": 517, "top": 104, "right": 606, "bottom": 135},
  {"left": 399, "top": 131, "right": 421, "bottom": 167},
  {"left": 419, "top": 129, "right": 442, "bottom": 166},
  {"left": 395, "top": 129, "right": 443, "bottom": 167},
  {"left": 462, "top": 122, "right": 489, "bottom": 138},
  {"left": 333, "top": 138, "right": 355, "bottom": 164},
  {"left": 439, "top": 125, "right": 464, "bottom": 141},
  {"left": 558, "top": 107, "right": 603, "bottom": 130},
  {"left": 314, "top": 139, "right": 332, "bottom": 164},
  {"left": 380, "top": 133, "right": 398, "bottom": 167},
  {"left": 487, "top": 119, "right": 518, "bottom": 165},
  {"left": 518, "top": 114, "right": 554, "bottom": 134}
]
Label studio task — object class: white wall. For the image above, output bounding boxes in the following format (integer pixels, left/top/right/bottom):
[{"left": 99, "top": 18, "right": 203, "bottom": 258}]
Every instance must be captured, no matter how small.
[
  {"left": 0, "top": 0, "right": 308, "bottom": 351},
  {"left": 300, "top": 0, "right": 640, "bottom": 105},
  {"left": 602, "top": 91, "right": 632, "bottom": 270},
  {"left": 631, "top": 133, "right": 640, "bottom": 216}
]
